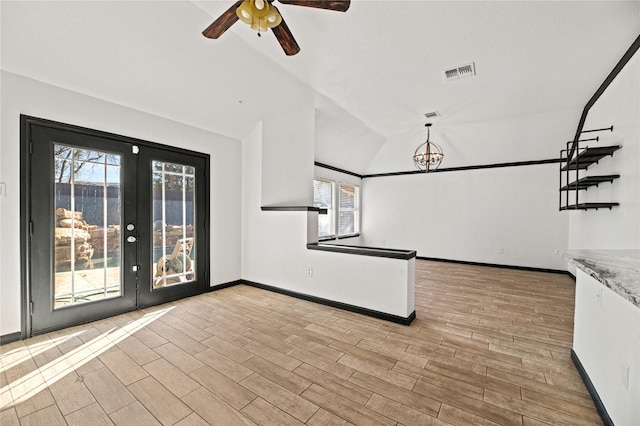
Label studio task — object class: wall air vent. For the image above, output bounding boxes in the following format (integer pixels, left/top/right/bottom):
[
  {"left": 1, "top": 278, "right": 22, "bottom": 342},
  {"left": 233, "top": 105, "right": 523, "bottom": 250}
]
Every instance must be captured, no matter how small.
[
  {"left": 442, "top": 62, "right": 476, "bottom": 81},
  {"left": 424, "top": 111, "right": 440, "bottom": 119}
]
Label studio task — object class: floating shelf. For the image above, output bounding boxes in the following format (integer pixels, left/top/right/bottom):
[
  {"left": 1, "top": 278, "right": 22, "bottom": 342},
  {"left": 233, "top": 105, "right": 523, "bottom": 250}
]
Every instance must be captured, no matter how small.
[
  {"left": 560, "top": 174, "right": 620, "bottom": 191},
  {"left": 560, "top": 202, "right": 620, "bottom": 211},
  {"left": 559, "top": 128, "right": 620, "bottom": 212},
  {"left": 261, "top": 206, "right": 328, "bottom": 214},
  {"left": 561, "top": 145, "right": 621, "bottom": 171}
]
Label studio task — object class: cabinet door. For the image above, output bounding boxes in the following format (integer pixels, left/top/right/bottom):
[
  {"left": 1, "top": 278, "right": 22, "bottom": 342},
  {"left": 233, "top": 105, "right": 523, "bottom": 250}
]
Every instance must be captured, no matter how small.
[{"left": 573, "top": 270, "right": 640, "bottom": 425}]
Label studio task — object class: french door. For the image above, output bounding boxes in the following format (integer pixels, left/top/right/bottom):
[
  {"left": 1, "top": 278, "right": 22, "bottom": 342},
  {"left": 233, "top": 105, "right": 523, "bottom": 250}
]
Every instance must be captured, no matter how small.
[{"left": 22, "top": 116, "right": 209, "bottom": 336}]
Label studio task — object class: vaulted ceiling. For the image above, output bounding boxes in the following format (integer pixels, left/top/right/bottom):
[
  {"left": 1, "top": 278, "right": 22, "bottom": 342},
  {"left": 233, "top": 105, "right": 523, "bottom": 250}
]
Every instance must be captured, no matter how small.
[{"left": 2, "top": 1, "right": 639, "bottom": 174}]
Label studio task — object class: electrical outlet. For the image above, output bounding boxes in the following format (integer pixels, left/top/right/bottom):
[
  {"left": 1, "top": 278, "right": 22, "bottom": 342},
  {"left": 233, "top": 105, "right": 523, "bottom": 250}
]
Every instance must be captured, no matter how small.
[
  {"left": 307, "top": 267, "right": 313, "bottom": 277},
  {"left": 621, "top": 363, "right": 630, "bottom": 390},
  {"left": 497, "top": 248, "right": 504, "bottom": 254}
]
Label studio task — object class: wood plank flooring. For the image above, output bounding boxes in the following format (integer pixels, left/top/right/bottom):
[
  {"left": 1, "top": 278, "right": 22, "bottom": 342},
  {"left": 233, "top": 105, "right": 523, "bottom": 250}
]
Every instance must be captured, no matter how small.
[{"left": 0, "top": 260, "right": 601, "bottom": 425}]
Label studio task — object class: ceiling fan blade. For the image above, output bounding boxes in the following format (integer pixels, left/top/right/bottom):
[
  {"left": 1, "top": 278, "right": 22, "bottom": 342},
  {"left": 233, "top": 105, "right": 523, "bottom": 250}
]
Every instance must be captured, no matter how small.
[
  {"left": 277, "top": 0, "right": 350, "bottom": 12},
  {"left": 272, "top": 15, "right": 301, "bottom": 56},
  {"left": 202, "top": 0, "right": 243, "bottom": 39}
]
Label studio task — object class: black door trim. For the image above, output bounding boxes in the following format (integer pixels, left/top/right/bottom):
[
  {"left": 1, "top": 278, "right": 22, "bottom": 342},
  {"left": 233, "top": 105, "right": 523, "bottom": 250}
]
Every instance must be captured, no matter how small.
[
  {"left": 20, "top": 116, "right": 32, "bottom": 340},
  {"left": 20, "top": 115, "right": 210, "bottom": 338}
]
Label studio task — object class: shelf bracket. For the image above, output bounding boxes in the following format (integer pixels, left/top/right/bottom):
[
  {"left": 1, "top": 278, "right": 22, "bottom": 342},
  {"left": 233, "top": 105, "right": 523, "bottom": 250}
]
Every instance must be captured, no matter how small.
[{"left": 580, "top": 125, "right": 613, "bottom": 134}]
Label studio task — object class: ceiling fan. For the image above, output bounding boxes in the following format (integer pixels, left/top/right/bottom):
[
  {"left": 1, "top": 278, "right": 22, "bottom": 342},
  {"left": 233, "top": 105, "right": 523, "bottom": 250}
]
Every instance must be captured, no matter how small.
[{"left": 202, "top": 0, "right": 350, "bottom": 56}]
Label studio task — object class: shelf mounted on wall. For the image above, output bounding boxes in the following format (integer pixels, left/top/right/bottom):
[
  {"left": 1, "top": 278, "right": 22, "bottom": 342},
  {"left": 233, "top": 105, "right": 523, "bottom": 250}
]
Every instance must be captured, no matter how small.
[{"left": 559, "top": 126, "right": 620, "bottom": 211}]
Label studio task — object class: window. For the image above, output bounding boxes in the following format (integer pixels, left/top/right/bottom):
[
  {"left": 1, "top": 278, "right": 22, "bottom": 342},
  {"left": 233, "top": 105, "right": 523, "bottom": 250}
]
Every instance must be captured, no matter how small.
[
  {"left": 313, "top": 179, "right": 335, "bottom": 238},
  {"left": 313, "top": 179, "right": 360, "bottom": 239},
  {"left": 338, "top": 183, "right": 359, "bottom": 237}
]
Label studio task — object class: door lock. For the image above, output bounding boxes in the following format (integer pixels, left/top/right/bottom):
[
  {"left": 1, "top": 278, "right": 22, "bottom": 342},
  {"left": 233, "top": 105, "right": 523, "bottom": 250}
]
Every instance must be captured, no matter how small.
[{"left": 127, "top": 235, "right": 137, "bottom": 243}]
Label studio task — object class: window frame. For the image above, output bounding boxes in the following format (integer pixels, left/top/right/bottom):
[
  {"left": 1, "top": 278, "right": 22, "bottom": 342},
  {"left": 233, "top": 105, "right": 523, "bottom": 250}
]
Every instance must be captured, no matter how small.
[
  {"left": 313, "top": 178, "right": 361, "bottom": 241},
  {"left": 337, "top": 182, "right": 360, "bottom": 238}
]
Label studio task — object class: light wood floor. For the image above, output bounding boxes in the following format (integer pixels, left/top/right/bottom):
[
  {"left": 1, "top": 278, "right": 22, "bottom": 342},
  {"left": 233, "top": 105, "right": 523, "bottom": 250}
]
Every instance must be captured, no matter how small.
[{"left": 0, "top": 260, "right": 601, "bottom": 425}]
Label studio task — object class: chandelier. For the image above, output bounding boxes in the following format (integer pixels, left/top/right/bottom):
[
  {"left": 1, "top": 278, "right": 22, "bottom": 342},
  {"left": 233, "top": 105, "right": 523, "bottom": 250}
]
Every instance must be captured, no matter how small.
[
  {"left": 412, "top": 123, "right": 444, "bottom": 172},
  {"left": 236, "top": 0, "right": 282, "bottom": 33}
]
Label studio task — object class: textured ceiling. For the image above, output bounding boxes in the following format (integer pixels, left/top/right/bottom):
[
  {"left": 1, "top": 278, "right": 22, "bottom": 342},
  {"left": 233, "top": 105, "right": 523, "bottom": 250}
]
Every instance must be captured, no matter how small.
[{"left": 2, "top": 1, "right": 640, "bottom": 174}]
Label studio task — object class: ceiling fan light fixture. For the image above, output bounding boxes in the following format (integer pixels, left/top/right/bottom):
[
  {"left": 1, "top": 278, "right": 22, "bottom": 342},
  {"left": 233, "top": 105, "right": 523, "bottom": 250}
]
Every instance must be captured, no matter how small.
[
  {"left": 204, "top": 0, "right": 350, "bottom": 55},
  {"left": 236, "top": 0, "right": 282, "bottom": 32},
  {"left": 262, "top": 9, "right": 282, "bottom": 29}
]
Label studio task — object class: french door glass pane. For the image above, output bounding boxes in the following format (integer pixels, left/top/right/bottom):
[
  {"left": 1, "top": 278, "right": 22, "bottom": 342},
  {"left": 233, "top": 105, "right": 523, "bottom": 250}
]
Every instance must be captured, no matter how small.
[
  {"left": 152, "top": 161, "right": 196, "bottom": 288},
  {"left": 53, "top": 144, "right": 122, "bottom": 308}
]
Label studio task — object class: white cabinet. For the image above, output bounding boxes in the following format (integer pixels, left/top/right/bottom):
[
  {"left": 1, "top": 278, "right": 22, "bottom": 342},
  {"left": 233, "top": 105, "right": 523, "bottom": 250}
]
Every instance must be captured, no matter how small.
[{"left": 573, "top": 269, "right": 640, "bottom": 425}]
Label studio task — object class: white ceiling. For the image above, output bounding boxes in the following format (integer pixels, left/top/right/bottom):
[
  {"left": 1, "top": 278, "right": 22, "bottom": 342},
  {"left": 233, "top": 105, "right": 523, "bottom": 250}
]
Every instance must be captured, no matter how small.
[{"left": 2, "top": 1, "right": 640, "bottom": 174}]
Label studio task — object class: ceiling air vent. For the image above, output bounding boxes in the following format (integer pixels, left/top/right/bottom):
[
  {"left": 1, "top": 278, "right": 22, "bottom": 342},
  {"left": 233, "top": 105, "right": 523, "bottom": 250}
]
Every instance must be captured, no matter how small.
[
  {"left": 442, "top": 62, "right": 476, "bottom": 81},
  {"left": 424, "top": 111, "right": 440, "bottom": 119}
]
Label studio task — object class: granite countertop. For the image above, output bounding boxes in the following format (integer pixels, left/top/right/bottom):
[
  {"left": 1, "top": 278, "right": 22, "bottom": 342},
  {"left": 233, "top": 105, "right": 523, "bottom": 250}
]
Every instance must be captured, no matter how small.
[{"left": 557, "top": 249, "right": 640, "bottom": 308}]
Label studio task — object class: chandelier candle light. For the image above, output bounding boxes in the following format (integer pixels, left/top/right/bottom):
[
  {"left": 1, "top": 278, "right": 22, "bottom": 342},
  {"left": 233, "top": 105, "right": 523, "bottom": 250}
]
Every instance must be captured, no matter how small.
[{"left": 413, "top": 123, "right": 444, "bottom": 172}]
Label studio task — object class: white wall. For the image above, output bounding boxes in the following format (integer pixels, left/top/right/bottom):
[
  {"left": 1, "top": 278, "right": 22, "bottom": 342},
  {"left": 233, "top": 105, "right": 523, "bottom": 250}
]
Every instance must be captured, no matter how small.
[
  {"left": 0, "top": 72, "right": 243, "bottom": 336},
  {"left": 365, "top": 109, "right": 579, "bottom": 175},
  {"left": 314, "top": 105, "right": 386, "bottom": 176},
  {"left": 568, "top": 52, "right": 640, "bottom": 250},
  {"left": 242, "top": 123, "right": 414, "bottom": 318},
  {"left": 361, "top": 163, "right": 569, "bottom": 270},
  {"left": 261, "top": 96, "right": 315, "bottom": 207},
  {"left": 314, "top": 165, "right": 362, "bottom": 189},
  {"left": 358, "top": 99, "right": 576, "bottom": 271}
]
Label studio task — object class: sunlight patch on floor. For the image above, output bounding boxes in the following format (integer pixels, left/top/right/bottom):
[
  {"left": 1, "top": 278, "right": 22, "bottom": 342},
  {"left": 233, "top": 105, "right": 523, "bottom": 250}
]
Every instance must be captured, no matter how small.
[{"left": 0, "top": 306, "right": 174, "bottom": 410}]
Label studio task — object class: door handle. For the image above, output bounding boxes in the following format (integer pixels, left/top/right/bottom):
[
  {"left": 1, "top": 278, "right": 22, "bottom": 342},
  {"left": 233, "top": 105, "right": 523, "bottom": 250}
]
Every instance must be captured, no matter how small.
[{"left": 127, "top": 235, "right": 137, "bottom": 243}]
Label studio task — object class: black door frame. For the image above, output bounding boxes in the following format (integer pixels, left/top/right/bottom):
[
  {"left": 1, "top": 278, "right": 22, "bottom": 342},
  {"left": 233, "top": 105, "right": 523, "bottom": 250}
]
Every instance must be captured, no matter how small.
[{"left": 20, "top": 115, "right": 210, "bottom": 338}]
